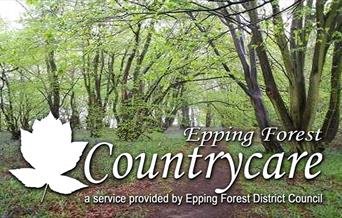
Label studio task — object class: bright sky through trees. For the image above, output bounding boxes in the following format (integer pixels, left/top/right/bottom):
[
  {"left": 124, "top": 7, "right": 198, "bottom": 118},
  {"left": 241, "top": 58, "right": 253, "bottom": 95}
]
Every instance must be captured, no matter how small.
[{"left": 0, "top": 0, "right": 27, "bottom": 28}]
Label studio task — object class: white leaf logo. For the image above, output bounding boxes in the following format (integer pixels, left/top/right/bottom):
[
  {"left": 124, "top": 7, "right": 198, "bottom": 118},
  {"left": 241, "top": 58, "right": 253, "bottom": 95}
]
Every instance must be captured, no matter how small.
[{"left": 9, "top": 113, "right": 88, "bottom": 201}]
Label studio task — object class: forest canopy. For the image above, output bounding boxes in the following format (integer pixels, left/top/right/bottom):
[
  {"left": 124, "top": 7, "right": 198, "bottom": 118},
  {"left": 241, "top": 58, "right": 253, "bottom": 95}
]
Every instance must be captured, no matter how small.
[{"left": 0, "top": 0, "right": 341, "bottom": 153}]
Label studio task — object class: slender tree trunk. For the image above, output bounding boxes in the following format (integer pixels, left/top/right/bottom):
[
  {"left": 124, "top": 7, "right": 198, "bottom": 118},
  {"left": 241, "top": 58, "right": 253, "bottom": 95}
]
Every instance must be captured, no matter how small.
[
  {"left": 0, "top": 71, "right": 20, "bottom": 139},
  {"left": 219, "top": 8, "right": 284, "bottom": 152},
  {"left": 321, "top": 41, "right": 342, "bottom": 144},
  {"left": 205, "top": 103, "right": 212, "bottom": 128},
  {"left": 189, "top": 10, "right": 283, "bottom": 152},
  {"left": 180, "top": 105, "right": 190, "bottom": 129},
  {"left": 70, "top": 92, "right": 80, "bottom": 130},
  {"left": 247, "top": 45, "right": 283, "bottom": 153},
  {"left": 0, "top": 111, "right": 2, "bottom": 132},
  {"left": 46, "top": 50, "right": 60, "bottom": 119}
]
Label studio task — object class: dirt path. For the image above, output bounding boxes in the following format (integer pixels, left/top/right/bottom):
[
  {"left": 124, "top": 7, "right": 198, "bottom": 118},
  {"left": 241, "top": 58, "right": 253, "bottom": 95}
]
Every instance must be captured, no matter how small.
[
  {"left": 78, "top": 144, "right": 248, "bottom": 218},
  {"left": 147, "top": 143, "right": 247, "bottom": 218},
  {"left": 78, "top": 142, "right": 251, "bottom": 217}
]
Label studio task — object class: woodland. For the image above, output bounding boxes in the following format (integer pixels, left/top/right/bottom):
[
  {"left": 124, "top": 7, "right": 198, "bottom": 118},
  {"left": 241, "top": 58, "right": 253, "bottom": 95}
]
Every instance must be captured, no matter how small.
[
  {"left": 0, "top": 0, "right": 341, "bottom": 153},
  {"left": 0, "top": 0, "right": 342, "bottom": 217}
]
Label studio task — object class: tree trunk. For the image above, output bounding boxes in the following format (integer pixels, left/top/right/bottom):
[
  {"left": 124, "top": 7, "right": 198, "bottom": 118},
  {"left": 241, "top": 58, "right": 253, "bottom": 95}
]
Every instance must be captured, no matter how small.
[
  {"left": 87, "top": 96, "right": 104, "bottom": 137},
  {"left": 70, "top": 92, "right": 80, "bottom": 130},
  {"left": 321, "top": 41, "right": 342, "bottom": 144},
  {"left": 245, "top": 0, "right": 341, "bottom": 152},
  {"left": 219, "top": 8, "right": 284, "bottom": 153},
  {"left": 180, "top": 105, "right": 190, "bottom": 129},
  {"left": 205, "top": 103, "right": 212, "bottom": 128},
  {"left": 46, "top": 50, "right": 60, "bottom": 119},
  {"left": 0, "top": 111, "right": 2, "bottom": 132},
  {"left": 247, "top": 45, "right": 283, "bottom": 153}
]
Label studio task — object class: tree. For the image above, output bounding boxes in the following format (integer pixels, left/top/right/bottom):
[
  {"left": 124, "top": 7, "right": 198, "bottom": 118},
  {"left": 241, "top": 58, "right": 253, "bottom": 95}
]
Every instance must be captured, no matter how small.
[{"left": 244, "top": 0, "right": 341, "bottom": 152}]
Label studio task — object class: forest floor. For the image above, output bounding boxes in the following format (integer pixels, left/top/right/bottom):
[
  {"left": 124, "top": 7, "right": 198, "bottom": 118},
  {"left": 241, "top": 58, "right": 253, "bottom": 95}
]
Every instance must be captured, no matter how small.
[{"left": 1, "top": 130, "right": 342, "bottom": 217}]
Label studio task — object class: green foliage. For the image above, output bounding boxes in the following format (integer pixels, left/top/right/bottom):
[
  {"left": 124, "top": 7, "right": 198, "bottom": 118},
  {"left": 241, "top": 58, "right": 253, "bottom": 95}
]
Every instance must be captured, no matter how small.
[{"left": 0, "top": 0, "right": 339, "bottom": 137}]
